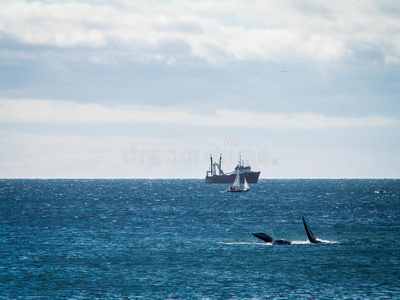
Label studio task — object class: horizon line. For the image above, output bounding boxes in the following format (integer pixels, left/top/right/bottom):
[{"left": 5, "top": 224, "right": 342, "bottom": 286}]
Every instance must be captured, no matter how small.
[{"left": 1, "top": 177, "right": 399, "bottom": 180}]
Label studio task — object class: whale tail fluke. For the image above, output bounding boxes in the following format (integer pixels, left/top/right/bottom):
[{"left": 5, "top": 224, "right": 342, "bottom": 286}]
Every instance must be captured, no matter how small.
[
  {"left": 251, "top": 232, "right": 274, "bottom": 243},
  {"left": 302, "top": 216, "right": 320, "bottom": 244}
]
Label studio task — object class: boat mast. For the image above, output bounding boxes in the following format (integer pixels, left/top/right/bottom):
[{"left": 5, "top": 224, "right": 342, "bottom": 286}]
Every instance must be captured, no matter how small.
[
  {"left": 210, "top": 154, "right": 214, "bottom": 175},
  {"left": 217, "top": 153, "right": 225, "bottom": 175}
]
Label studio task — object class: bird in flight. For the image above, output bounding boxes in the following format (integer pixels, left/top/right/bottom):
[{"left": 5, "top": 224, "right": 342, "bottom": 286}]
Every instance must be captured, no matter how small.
[{"left": 279, "top": 70, "right": 288, "bottom": 73}]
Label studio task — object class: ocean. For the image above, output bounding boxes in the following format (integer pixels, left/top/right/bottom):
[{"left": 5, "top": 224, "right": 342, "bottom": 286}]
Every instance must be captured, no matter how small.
[{"left": 0, "top": 179, "right": 399, "bottom": 299}]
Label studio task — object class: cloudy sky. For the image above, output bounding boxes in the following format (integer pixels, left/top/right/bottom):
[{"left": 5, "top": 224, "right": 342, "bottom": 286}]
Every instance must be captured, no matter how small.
[{"left": 1, "top": 0, "right": 399, "bottom": 178}]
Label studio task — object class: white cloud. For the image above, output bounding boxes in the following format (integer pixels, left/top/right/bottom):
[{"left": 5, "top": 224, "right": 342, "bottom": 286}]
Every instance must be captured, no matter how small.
[
  {"left": 1, "top": 99, "right": 398, "bottom": 129},
  {"left": 0, "top": 0, "right": 399, "bottom": 64}
]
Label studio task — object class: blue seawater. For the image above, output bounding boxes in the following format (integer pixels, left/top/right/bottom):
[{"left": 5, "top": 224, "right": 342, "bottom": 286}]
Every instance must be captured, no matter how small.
[{"left": 0, "top": 179, "right": 399, "bottom": 299}]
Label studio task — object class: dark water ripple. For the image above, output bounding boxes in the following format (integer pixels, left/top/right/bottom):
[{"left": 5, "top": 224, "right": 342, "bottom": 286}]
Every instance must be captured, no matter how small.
[{"left": 0, "top": 179, "right": 399, "bottom": 299}]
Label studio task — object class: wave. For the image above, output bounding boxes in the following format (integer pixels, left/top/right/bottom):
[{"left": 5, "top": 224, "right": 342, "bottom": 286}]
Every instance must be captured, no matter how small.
[
  {"left": 218, "top": 242, "right": 272, "bottom": 246},
  {"left": 219, "top": 240, "right": 339, "bottom": 245}
]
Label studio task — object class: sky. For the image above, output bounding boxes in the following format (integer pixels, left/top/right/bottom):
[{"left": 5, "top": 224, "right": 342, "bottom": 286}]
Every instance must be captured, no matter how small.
[{"left": 1, "top": 0, "right": 400, "bottom": 179}]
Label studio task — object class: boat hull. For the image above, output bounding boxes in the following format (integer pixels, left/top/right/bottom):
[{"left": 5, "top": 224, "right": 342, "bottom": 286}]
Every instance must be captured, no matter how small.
[
  {"left": 226, "top": 189, "right": 249, "bottom": 193},
  {"left": 206, "top": 172, "right": 260, "bottom": 184}
]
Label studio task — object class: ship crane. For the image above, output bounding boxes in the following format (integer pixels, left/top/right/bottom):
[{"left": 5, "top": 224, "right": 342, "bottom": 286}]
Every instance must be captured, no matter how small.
[
  {"left": 217, "top": 154, "right": 225, "bottom": 175},
  {"left": 207, "top": 154, "right": 225, "bottom": 176}
]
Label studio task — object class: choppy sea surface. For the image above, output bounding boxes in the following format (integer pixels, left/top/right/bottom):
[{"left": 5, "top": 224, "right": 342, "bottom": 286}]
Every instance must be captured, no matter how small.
[{"left": 0, "top": 179, "right": 399, "bottom": 299}]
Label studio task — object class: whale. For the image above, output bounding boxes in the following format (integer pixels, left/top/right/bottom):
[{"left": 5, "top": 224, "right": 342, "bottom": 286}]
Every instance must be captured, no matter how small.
[
  {"left": 251, "top": 232, "right": 273, "bottom": 243},
  {"left": 302, "top": 216, "right": 320, "bottom": 244},
  {"left": 251, "top": 232, "right": 291, "bottom": 245},
  {"left": 272, "top": 238, "right": 291, "bottom": 245},
  {"left": 251, "top": 216, "right": 321, "bottom": 245}
]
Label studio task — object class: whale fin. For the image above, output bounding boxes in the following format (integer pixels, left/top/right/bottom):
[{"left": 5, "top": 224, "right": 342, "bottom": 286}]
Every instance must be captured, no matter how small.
[
  {"left": 302, "top": 216, "right": 320, "bottom": 244},
  {"left": 251, "top": 232, "right": 273, "bottom": 243}
]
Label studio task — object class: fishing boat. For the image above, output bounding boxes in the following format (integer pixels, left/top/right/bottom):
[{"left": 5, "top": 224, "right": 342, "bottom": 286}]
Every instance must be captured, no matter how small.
[
  {"left": 206, "top": 154, "right": 260, "bottom": 184},
  {"left": 226, "top": 170, "right": 250, "bottom": 193}
]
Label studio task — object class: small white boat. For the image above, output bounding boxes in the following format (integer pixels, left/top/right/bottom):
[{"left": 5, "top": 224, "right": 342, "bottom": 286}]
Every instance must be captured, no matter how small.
[{"left": 226, "top": 170, "right": 249, "bottom": 193}]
